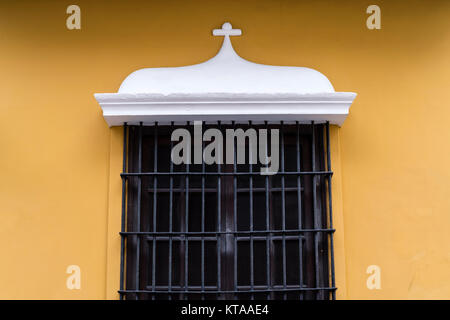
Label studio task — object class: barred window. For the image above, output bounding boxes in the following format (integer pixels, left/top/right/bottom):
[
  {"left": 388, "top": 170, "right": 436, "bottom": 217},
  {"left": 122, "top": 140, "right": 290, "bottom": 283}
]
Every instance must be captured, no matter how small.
[{"left": 119, "top": 121, "right": 335, "bottom": 300}]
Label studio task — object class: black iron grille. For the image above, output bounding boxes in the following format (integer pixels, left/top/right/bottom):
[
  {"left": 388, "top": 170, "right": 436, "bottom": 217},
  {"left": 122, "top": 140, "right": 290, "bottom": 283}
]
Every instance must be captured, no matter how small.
[{"left": 119, "top": 121, "right": 336, "bottom": 300}]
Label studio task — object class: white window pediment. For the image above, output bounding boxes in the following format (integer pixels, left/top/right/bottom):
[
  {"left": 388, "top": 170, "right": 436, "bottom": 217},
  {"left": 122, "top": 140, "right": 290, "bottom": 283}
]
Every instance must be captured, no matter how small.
[{"left": 94, "top": 22, "right": 356, "bottom": 126}]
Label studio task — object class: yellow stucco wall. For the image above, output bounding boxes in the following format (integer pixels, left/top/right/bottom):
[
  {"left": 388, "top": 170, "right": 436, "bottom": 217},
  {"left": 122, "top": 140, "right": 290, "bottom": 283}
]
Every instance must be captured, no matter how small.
[{"left": 1, "top": 0, "right": 449, "bottom": 299}]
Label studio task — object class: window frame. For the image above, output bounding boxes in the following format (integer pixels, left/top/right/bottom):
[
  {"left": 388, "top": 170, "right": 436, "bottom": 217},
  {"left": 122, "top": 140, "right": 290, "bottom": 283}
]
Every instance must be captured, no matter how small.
[{"left": 119, "top": 121, "right": 335, "bottom": 300}]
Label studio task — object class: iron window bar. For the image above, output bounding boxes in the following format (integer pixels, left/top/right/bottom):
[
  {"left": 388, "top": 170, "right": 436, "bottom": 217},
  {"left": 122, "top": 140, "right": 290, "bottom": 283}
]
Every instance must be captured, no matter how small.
[
  {"left": 121, "top": 171, "right": 332, "bottom": 176},
  {"left": 119, "top": 121, "right": 336, "bottom": 300},
  {"left": 121, "top": 229, "right": 334, "bottom": 235}
]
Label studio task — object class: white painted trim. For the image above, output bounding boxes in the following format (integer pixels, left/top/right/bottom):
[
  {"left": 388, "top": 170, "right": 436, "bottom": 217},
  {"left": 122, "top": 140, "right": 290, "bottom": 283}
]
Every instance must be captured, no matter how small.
[
  {"left": 94, "top": 22, "right": 357, "bottom": 126},
  {"left": 95, "top": 92, "right": 356, "bottom": 127}
]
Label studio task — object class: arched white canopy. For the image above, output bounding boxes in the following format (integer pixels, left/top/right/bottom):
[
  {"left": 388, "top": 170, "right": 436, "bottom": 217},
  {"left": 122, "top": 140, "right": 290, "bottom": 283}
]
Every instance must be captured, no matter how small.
[{"left": 95, "top": 22, "right": 356, "bottom": 126}]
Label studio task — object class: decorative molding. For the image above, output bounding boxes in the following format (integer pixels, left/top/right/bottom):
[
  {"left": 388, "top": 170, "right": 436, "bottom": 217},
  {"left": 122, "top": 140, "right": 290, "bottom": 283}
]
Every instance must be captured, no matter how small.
[
  {"left": 94, "top": 22, "right": 357, "bottom": 127},
  {"left": 95, "top": 92, "right": 355, "bottom": 126}
]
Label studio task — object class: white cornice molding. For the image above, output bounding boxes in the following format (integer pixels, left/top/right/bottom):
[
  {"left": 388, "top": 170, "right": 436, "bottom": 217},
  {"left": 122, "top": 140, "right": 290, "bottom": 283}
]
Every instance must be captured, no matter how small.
[{"left": 95, "top": 92, "right": 356, "bottom": 126}]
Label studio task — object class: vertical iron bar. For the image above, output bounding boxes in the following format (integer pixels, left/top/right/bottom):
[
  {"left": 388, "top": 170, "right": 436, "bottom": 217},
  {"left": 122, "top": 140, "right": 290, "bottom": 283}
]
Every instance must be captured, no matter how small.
[
  {"left": 296, "top": 121, "right": 304, "bottom": 300},
  {"left": 185, "top": 121, "right": 190, "bottom": 299},
  {"left": 233, "top": 121, "right": 238, "bottom": 300},
  {"left": 249, "top": 121, "right": 254, "bottom": 300},
  {"left": 135, "top": 122, "right": 143, "bottom": 300},
  {"left": 201, "top": 121, "right": 206, "bottom": 300},
  {"left": 168, "top": 122, "right": 174, "bottom": 300},
  {"left": 119, "top": 123, "right": 128, "bottom": 300},
  {"left": 326, "top": 121, "right": 336, "bottom": 300},
  {"left": 152, "top": 122, "right": 158, "bottom": 300},
  {"left": 217, "top": 121, "right": 222, "bottom": 299},
  {"left": 312, "top": 121, "right": 320, "bottom": 299},
  {"left": 281, "top": 121, "right": 287, "bottom": 300},
  {"left": 264, "top": 121, "right": 271, "bottom": 300}
]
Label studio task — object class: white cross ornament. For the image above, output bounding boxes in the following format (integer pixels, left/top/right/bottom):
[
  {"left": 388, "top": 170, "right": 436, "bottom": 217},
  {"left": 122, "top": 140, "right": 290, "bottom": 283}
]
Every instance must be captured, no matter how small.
[{"left": 212, "top": 22, "right": 242, "bottom": 37}]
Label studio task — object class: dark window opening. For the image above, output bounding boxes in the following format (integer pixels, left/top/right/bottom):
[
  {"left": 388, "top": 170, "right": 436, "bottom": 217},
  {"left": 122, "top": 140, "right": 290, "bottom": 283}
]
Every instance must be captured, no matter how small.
[{"left": 119, "top": 121, "right": 335, "bottom": 300}]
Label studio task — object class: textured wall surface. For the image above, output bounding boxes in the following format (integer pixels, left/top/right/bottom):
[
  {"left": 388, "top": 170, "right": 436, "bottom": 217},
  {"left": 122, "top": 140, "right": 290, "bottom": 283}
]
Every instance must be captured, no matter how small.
[{"left": 1, "top": 0, "right": 449, "bottom": 299}]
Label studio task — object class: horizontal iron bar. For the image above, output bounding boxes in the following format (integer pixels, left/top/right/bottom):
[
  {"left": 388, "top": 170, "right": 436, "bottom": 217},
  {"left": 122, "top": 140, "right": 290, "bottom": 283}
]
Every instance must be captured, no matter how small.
[
  {"left": 139, "top": 235, "right": 306, "bottom": 242},
  {"left": 120, "top": 228, "right": 335, "bottom": 236},
  {"left": 236, "top": 235, "right": 304, "bottom": 241},
  {"left": 122, "top": 171, "right": 333, "bottom": 177},
  {"left": 147, "top": 285, "right": 220, "bottom": 290},
  {"left": 119, "top": 287, "right": 337, "bottom": 294},
  {"left": 142, "top": 235, "right": 305, "bottom": 241},
  {"left": 144, "top": 285, "right": 309, "bottom": 290},
  {"left": 146, "top": 236, "right": 217, "bottom": 241},
  {"left": 147, "top": 187, "right": 305, "bottom": 193}
]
